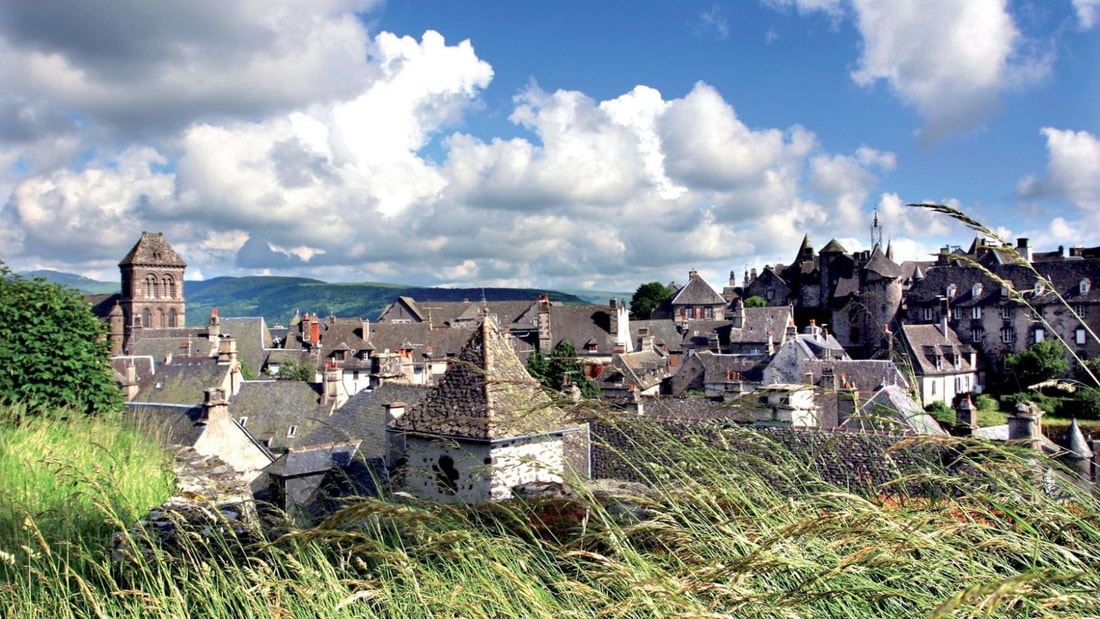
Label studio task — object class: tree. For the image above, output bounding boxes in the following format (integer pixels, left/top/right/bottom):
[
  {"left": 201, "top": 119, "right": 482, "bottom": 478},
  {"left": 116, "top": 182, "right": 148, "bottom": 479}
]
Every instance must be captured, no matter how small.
[
  {"left": 743, "top": 295, "right": 767, "bottom": 308},
  {"left": 533, "top": 340, "right": 601, "bottom": 398},
  {"left": 1004, "top": 339, "right": 1070, "bottom": 391},
  {"left": 275, "top": 358, "right": 315, "bottom": 381},
  {"left": 0, "top": 265, "right": 122, "bottom": 415},
  {"left": 630, "top": 282, "right": 671, "bottom": 320}
]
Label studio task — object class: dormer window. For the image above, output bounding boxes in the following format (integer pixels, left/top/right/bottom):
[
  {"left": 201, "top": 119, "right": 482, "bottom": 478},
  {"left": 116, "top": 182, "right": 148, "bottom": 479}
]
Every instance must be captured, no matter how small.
[
  {"left": 946, "top": 283, "right": 957, "bottom": 298},
  {"left": 1033, "top": 282, "right": 1044, "bottom": 295},
  {"left": 1080, "top": 279, "right": 1091, "bottom": 295}
]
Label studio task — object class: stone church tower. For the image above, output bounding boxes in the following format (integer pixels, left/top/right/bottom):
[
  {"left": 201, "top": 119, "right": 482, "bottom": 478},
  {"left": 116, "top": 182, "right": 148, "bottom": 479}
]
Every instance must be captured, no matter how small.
[{"left": 118, "top": 232, "right": 186, "bottom": 349}]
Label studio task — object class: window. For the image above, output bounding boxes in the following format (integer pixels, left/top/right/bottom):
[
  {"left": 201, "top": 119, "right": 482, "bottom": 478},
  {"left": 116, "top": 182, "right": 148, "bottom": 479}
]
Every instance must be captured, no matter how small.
[
  {"left": 970, "top": 328, "right": 984, "bottom": 342},
  {"left": 705, "top": 306, "right": 714, "bottom": 319},
  {"left": 144, "top": 275, "right": 158, "bottom": 298},
  {"left": 971, "top": 306, "right": 982, "bottom": 320},
  {"left": 946, "top": 284, "right": 957, "bottom": 298},
  {"left": 766, "top": 289, "right": 775, "bottom": 301},
  {"left": 952, "top": 307, "right": 962, "bottom": 320},
  {"left": 1001, "top": 328, "right": 1015, "bottom": 344},
  {"left": 141, "top": 308, "right": 151, "bottom": 328},
  {"left": 287, "top": 425, "right": 297, "bottom": 437},
  {"left": 1074, "top": 304, "right": 1086, "bottom": 318},
  {"left": 1001, "top": 306, "right": 1013, "bottom": 320},
  {"left": 1033, "top": 282, "right": 1044, "bottom": 295},
  {"left": 168, "top": 308, "right": 178, "bottom": 328},
  {"left": 686, "top": 307, "right": 694, "bottom": 319},
  {"left": 239, "top": 416, "right": 248, "bottom": 427},
  {"left": 921, "top": 307, "right": 933, "bottom": 321},
  {"left": 1034, "top": 328, "right": 1045, "bottom": 343},
  {"left": 972, "top": 283, "right": 983, "bottom": 297},
  {"left": 163, "top": 276, "right": 175, "bottom": 299},
  {"left": 1077, "top": 328, "right": 1087, "bottom": 346},
  {"left": 1081, "top": 279, "right": 1091, "bottom": 295}
]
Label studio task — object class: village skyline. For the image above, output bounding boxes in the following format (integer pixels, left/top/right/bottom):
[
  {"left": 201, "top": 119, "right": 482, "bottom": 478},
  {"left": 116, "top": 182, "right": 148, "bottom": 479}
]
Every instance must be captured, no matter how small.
[{"left": 0, "top": 1, "right": 1096, "bottom": 291}]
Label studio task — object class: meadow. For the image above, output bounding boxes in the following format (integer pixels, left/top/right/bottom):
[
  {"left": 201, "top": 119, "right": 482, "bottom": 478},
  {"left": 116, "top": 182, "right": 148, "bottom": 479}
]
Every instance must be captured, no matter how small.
[{"left": 1, "top": 405, "right": 1099, "bottom": 618}]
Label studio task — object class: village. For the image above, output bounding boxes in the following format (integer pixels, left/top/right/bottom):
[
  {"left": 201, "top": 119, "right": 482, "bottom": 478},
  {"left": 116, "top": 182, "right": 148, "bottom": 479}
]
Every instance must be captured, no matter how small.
[{"left": 89, "top": 225, "right": 1100, "bottom": 515}]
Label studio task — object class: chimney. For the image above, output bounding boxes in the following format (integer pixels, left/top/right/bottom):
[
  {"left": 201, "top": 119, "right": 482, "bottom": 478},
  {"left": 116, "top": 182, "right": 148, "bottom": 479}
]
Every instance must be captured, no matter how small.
[
  {"left": 639, "top": 327, "right": 655, "bottom": 350},
  {"left": 1016, "top": 238, "right": 1032, "bottom": 263},
  {"left": 836, "top": 385, "right": 858, "bottom": 427},
  {"left": 610, "top": 299, "right": 626, "bottom": 353},
  {"left": 538, "top": 296, "right": 552, "bottom": 352},
  {"left": 937, "top": 246, "right": 950, "bottom": 266},
  {"left": 361, "top": 318, "right": 370, "bottom": 342},
  {"left": 164, "top": 351, "right": 173, "bottom": 365},
  {"left": 1007, "top": 401, "right": 1043, "bottom": 450},
  {"left": 207, "top": 308, "right": 220, "bottom": 345},
  {"left": 952, "top": 392, "right": 977, "bottom": 436},
  {"left": 201, "top": 387, "right": 229, "bottom": 423},
  {"left": 385, "top": 401, "right": 406, "bottom": 425},
  {"left": 217, "top": 336, "right": 238, "bottom": 365},
  {"left": 123, "top": 364, "right": 139, "bottom": 401},
  {"left": 941, "top": 314, "right": 948, "bottom": 339},
  {"left": 311, "top": 314, "right": 321, "bottom": 345},
  {"left": 322, "top": 358, "right": 348, "bottom": 409}
]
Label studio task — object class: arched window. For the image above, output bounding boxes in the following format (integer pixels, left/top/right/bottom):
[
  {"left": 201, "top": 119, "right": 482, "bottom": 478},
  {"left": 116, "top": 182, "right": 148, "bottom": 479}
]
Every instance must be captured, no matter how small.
[
  {"left": 156, "top": 309, "right": 165, "bottom": 329},
  {"left": 144, "top": 276, "right": 157, "bottom": 298},
  {"left": 972, "top": 283, "right": 982, "bottom": 297},
  {"left": 141, "top": 308, "right": 151, "bottom": 328},
  {"left": 168, "top": 308, "right": 178, "bottom": 328},
  {"left": 163, "top": 276, "right": 175, "bottom": 299}
]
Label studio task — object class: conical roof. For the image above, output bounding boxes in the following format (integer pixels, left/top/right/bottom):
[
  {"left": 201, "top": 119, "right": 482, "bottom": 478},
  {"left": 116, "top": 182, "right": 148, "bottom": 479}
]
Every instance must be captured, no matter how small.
[
  {"left": 119, "top": 232, "right": 186, "bottom": 267},
  {"left": 1063, "top": 418, "right": 1094, "bottom": 459},
  {"left": 863, "top": 246, "right": 902, "bottom": 278},
  {"left": 821, "top": 239, "right": 847, "bottom": 254},
  {"left": 396, "top": 315, "right": 572, "bottom": 440}
]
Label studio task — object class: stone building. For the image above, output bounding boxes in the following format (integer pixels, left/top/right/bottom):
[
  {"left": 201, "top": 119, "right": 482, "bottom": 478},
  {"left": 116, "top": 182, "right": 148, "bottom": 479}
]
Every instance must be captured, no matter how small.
[{"left": 390, "top": 315, "right": 588, "bottom": 503}]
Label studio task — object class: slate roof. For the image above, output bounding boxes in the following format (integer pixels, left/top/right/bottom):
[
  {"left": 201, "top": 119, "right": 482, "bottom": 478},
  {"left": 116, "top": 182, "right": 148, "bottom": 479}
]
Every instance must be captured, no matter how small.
[
  {"left": 119, "top": 231, "right": 186, "bottom": 267},
  {"left": 863, "top": 246, "right": 902, "bottom": 279},
  {"left": 821, "top": 239, "right": 848, "bottom": 254},
  {"left": 898, "top": 324, "right": 975, "bottom": 377},
  {"left": 220, "top": 317, "right": 274, "bottom": 375},
  {"left": 130, "top": 328, "right": 210, "bottom": 360},
  {"left": 547, "top": 304, "right": 618, "bottom": 353},
  {"left": 126, "top": 403, "right": 206, "bottom": 447},
  {"left": 132, "top": 356, "right": 231, "bottom": 405},
  {"left": 87, "top": 293, "right": 121, "bottom": 320},
  {"left": 299, "top": 383, "right": 430, "bottom": 458},
  {"left": 680, "top": 320, "right": 730, "bottom": 350},
  {"left": 841, "top": 385, "right": 947, "bottom": 436},
  {"left": 642, "top": 397, "right": 746, "bottom": 421},
  {"left": 631, "top": 320, "right": 685, "bottom": 354},
  {"left": 729, "top": 307, "right": 794, "bottom": 346},
  {"left": 907, "top": 260, "right": 1100, "bottom": 307},
  {"left": 230, "top": 380, "right": 325, "bottom": 451},
  {"left": 804, "top": 359, "right": 910, "bottom": 392},
  {"left": 396, "top": 316, "right": 574, "bottom": 440},
  {"left": 265, "top": 442, "right": 361, "bottom": 478},
  {"left": 695, "top": 351, "right": 768, "bottom": 382},
  {"left": 670, "top": 272, "right": 727, "bottom": 306}
]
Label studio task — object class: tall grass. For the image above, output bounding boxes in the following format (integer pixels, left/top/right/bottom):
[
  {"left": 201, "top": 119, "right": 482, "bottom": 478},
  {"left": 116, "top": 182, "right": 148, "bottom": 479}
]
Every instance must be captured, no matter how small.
[{"left": 1, "top": 404, "right": 1098, "bottom": 617}]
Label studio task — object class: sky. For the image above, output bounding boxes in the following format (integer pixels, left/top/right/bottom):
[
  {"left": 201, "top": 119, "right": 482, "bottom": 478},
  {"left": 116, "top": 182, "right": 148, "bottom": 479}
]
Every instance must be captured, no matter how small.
[{"left": 0, "top": 0, "right": 1097, "bottom": 292}]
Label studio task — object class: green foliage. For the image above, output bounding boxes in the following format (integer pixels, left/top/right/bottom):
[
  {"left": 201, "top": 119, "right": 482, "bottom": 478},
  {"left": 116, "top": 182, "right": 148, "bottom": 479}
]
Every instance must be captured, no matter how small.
[
  {"left": 1002, "top": 391, "right": 1064, "bottom": 416},
  {"left": 743, "top": 295, "right": 767, "bottom": 308},
  {"left": 238, "top": 360, "right": 257, "bottom": 381},
  {"left": 0, "top": 266, "right": 122, "bottom": 415},
  {"left": 629, "top": 281, "right": 671, "bottom": 320},
  {"left": 531, "top": 340, "right": 601, "bottom": 398},
  {"left": 924, "top": 401, "right": 953, "bottom": 425},
  {"left": 974, "top": 393, "right": 1000, "bottom": 412},
  {"left": 276, "top": 358, "right": 315, "bottom": 381},
  {"left": 1004, "top": 339, "right": 1070, "bottom": 391}
]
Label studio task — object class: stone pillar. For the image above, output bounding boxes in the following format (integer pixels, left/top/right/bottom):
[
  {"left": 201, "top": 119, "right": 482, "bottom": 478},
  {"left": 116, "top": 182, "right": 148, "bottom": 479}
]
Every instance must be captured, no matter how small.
[
  {"left": 1007, "top": 401, "right": 1044, "bottom": 451},
  {"left": 952, "top": 392, "right": 977, "bottom": 437}
]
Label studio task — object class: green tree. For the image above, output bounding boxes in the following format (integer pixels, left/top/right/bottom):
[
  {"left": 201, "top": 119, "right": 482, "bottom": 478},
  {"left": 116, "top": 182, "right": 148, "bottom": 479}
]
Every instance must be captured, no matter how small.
[
  {"left": 0, "top": 265, "right": 122, "bottom": 415},
  {"left": 275, "top": 358, "right": 315, "bottom": 381},
  {"left": 526, "top": 349, "right": 549, "bottom": 384},
  {"left": 630, "top": 282, "right": 671, "bottom": 320},
  {"left": 534, "top": 340, "right": 601, "bottom": 398},
  {"left": 1004, "top": 339, "right": 1069, "bottom": 390},
  {"left": 743, "top": 295, "right": 767, "bottom": 308}
]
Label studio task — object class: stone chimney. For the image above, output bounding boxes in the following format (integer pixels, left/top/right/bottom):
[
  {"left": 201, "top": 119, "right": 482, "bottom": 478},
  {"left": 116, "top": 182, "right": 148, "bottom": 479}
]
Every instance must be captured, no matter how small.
[
  {"left": 361, "top": 318, "right": 370, "bottom": 342},
  {"left": 731, "top": 298, "right": 745, "bottom": 328},
  {"left": 952, "top": 392, "right": 977, "bottom": 437},
  {"left": 123, "top": 364, "right": 140, "bottom": 401},
  {"left": 639, "top": 327, "right": 655, "bottom": 351},
  {"left": 108, "top": 303, "right": 125, "bottom": 356},
  {"left": 216, "top": 336, "right": 238, "bottom": 365},
  {"left": 1007, "top": 401, "right": 1044, "bottom": 450},
  {"left": 610, "top": 299, "right": 627, "bottom": 353},
  {"left": 201, "top": 387, "right": 229, "bottom": 423},
  {"left": 1016, "top": 238, "right": 1032, "bottom": 263},
  {"left": 836, "top": 385, "right": 858, "bottom": 427},
  {"left": 322, "top": 359, "right": 348, "bottom": 409},
  {"left": 537, "top": 295, "right": 552, "bottom": 352},
  {"left": 207, "top": 308, "right": 220, "bottom": 347}
]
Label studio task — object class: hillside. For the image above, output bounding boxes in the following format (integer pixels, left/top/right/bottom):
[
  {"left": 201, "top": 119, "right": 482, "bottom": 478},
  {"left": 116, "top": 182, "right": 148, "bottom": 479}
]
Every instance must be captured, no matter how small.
[{"left": 24, "top": 271, "right": 589, "bottom": 326}]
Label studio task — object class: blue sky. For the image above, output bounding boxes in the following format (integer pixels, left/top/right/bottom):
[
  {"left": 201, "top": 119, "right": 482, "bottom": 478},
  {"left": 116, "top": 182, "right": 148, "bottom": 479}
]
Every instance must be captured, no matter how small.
[{"left": 0, "top": 0, "right": 1097, "bottom": 292}]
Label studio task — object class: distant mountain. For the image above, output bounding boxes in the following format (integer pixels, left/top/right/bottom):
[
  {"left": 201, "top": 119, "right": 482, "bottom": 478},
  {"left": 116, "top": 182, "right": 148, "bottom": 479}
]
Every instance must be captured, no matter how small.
[
  {"left": 559, "top": 289, "right": 633, "bottom": 305},
  {"left": 19, "top": 270, "right": 119, "bottom": 295},
  {"left": 24, "top": 270, "right": 588, "bottom": 327}
]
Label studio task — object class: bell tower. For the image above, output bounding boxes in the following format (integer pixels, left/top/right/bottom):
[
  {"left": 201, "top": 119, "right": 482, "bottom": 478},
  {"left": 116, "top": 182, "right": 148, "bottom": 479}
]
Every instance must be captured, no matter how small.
[{"left": 119, "top": 232, "right": 186, "bottom": 350}]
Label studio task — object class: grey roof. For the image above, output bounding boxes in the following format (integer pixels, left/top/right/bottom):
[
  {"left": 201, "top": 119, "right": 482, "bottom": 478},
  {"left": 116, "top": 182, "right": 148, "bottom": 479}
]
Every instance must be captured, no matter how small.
[
  {"left": 821, "top": 239, "right": 848, "bottom": 254},
  {"left": 220, "top": 317, "right": 274, "bottom": 375},
  {"left": 898, "top": 324, "right": 975, "bottom": 377},
  {"left": 126, "top": 403, "right": 206, "bottom": 447},
  {"left": 863, "top": 246, "right": 902, "bottom": 278},
  {"left": 804, "top": 359, "right": 910, "bottom": 392},
  {"left": 119, "top": 232, "right": 186, "bottom": 267},
  {"left": 631, "top": 320, "right": 685, "bottom": 354},
  {"left": 842, "top": 385, "right": 947, "bottom": 436},
  {"left": 1063, "top": 419, "right": 1094, "bottom": 458},
  {"left": 230, "top": 380, "right": 325, "bottom": 451},
  {"left": 396, "top": 316, "right": 574, "bottom": 440},
  {"left": 265, "top": 442, "right": 361, "bottom": 478},
  {"left": 87, "top": 293, "right": 121, "bottom": 320},
  {"left": 729, "top": 307, "right": 794, "bottom": 346},
  {"left": 670, "top": 273, "right": 726, "bottom": 306},
  {"left": 132, "top": 356, "right": 231, "bottom": 405},
  {"left": 130, "top": 328, "right": 210, "bottom": 360},
  {"left": 642, "top": 397, "right": 746, "bottom": 421},
  {"left": 547, "top": 304, "right": 618, "bottom": 353},
  {"left": 299, "top": 383, "right": 430, "bottom": 458}
]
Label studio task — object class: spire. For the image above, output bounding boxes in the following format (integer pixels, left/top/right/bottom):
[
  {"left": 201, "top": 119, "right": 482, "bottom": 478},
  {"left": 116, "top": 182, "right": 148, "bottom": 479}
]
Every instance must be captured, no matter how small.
[{"left": 870, "top": 209, "right": 883, "bottom": 251}]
